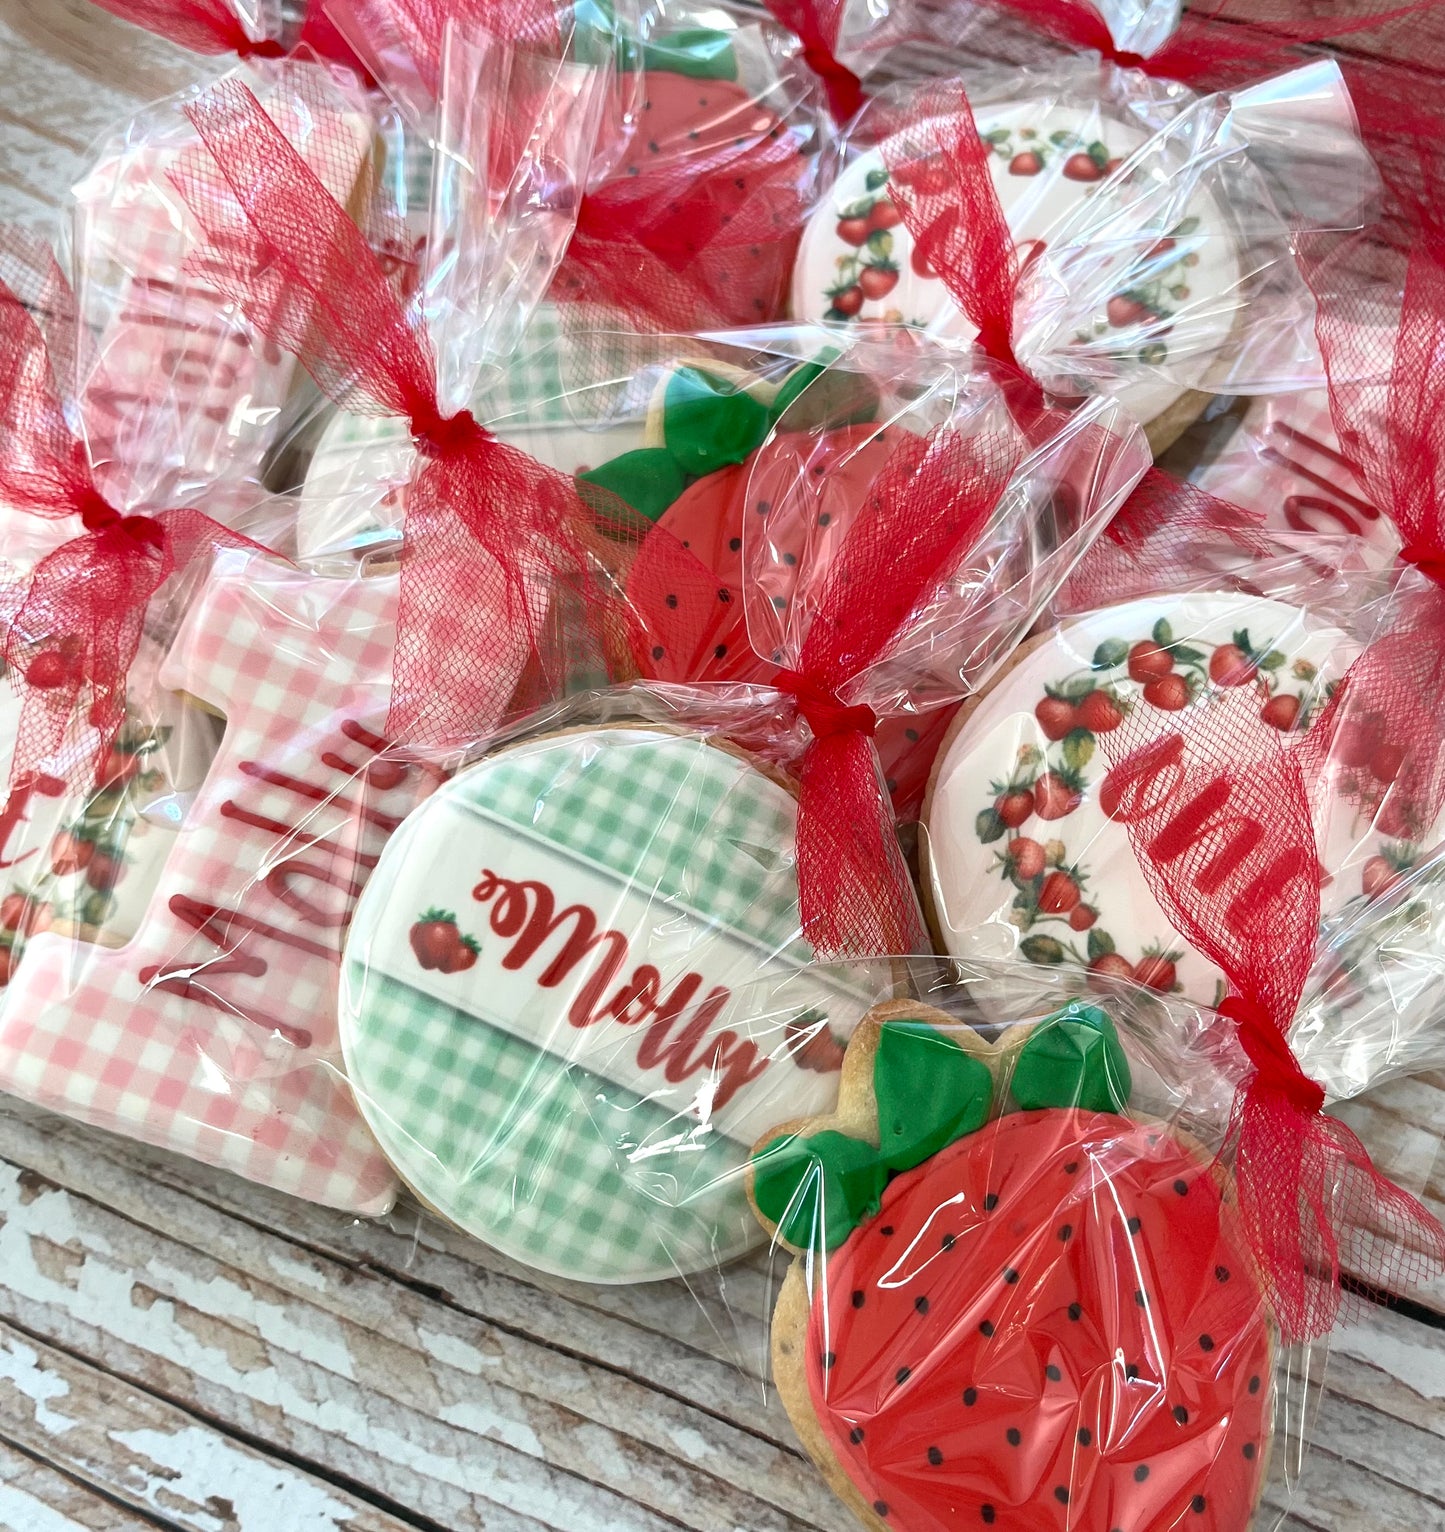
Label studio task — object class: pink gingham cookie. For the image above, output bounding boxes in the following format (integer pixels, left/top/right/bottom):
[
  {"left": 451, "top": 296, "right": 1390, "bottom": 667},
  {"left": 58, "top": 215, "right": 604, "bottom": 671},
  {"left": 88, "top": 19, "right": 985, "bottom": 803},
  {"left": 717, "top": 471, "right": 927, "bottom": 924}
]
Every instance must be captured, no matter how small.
[{"left": 0, "top": 550, "right": 498, "bottom": 1212}]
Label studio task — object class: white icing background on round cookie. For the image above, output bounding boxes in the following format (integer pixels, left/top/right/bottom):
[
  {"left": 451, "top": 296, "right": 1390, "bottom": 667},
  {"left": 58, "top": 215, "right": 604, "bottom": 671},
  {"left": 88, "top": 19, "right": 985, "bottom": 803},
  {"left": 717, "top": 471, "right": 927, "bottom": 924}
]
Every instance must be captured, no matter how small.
[
  {"left": 339, "top": 727, "right": 884, "bottom": 1281},
  {"left": 792, "top": 98, "right": 1239, "bottom": 424},
  {"left": 923, "top": 592, "right": 1402, "bottom": 1010}
]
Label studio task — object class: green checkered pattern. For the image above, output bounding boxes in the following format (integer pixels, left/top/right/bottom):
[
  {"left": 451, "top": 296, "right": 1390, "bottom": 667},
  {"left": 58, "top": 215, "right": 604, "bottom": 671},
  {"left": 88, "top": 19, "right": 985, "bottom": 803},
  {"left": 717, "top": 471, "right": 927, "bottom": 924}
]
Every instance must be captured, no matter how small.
[
  {"left": 346, "top": 966, "right": 758, "bottom": 1282},
  {"left": 344, "top": 732, "right": 809, "bottom": 1282},
  {"left": 473, "top": 733, "right": 806, "bottom": 956}
]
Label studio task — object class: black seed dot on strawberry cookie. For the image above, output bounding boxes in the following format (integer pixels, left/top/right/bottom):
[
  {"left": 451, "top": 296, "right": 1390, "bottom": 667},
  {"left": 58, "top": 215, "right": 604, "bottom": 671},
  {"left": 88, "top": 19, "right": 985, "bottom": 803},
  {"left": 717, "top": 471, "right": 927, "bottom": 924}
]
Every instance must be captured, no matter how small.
[
  {"left": 1216, "top": 1265, "right": 1230, "bottom": 1282},
  {"left": 819, "top": 512, "right": 831, "bottom": 525},
  {"left": 984, "top": 1193, "right": 999, "bottom": 1211},
  {"left": 1249, "top": 1375, "right": 1262, "bottom": 1394},
  {"left": 1173, "top": 1406, "right": 1189, "bottom": 1425},
  {"left": 981, "top": 1508, "right": 996, "bottom": 1525},
  {"left": 651, "top": 646, "right": 664, "bottom": 660},
  {"left": 980, "top": 1320, "right": 995, "bottom": 1337},
  {"left": 942, "top": 1233, "right": 956, "bottom": 1250},
  {"left": 665, "top": 593, "right": 678, "bottom": 608},
  {"left": 1046, "top": 1365, "right": 1062, "bottom": 1382},
  {"left": 1004, "top": 1267, "right": 1019, "bottom": 1284},
  {"left": 1126, "top": 1364, "right": 1140, "bottom": 1381},
  {"left": 1134, "top": 1465, "right": 1150, "bottom": 1483},
  {"left": 851, "top": 1289, "right": 865, "bottom": 1309},
  {"left": 1192, "top": 1496, "right": 1207, "bottom": 1514},
  {"left": 783, "top": 552, "right": 797, "bottom": 565},
  {"left": 717, "top": 588, "right": 730, "bottom": 603},
  {"left": 915, "top": 1296, "right": 930, "bottom": 1315},
  {"left": 963, "top": 1387, "right": 978, "bottom": 1406},
  {"left": 1135, "top": 1290, "right": 1147, "bottom": 1307},
  {"left": 1174, "top": 1179, "right": 1189, "bottom": 1196},
  {"left": 881, "top": 1225, "right": 895, "bottom": 1237},
  {"left": 850, "top": 1426, "right": 865, "bottom": 1444},
  {"left": 1078, "top": 1428, "right": 1092, "bottom": 1446},
  {"left": 1068, "top": 1303, "right": 1082, "bottom": 1321},
  {"left": 1127, "top": 1216, "right": 1142, "bottom": 1235},
  {"left": 1064, "top": 1161, "right": 1079, "bottom": 1175},
  {"left": 756, "top": 500, "right": 771, "bottom": 516},
  {"left": 822, "top": 1351, "right": 836, "bottom": 1368},
  {"left": 1243, "top": 1443, "right": 1257, "bottom": 1460},
  {"left": 873, "top": 1501, "right": 889, "bottom": 1517},
  {"left": 1199, "top": 1334, "right": 1215, "bottom": 1352},
  {"left": 1058, "top": 1224, "right": 1073, "bottom": 1241},
  {"left": 714, "top": 644, "right": 727, "bottom": 659},
  {"left": 648, "top": 140, "right": 659, "bottom": 153},
  {"left": 895, "top": 1366, "right": 911, "bottom": 1385},
  {"left": 928, "top": 1447, "right": 944, "bottom": 1466},
  {"left": 728, "top": 537, "right": 741, "bottom": 552},
  {"left": 1007, "top": 1428, "right": 1021, "bottom": 1446}
]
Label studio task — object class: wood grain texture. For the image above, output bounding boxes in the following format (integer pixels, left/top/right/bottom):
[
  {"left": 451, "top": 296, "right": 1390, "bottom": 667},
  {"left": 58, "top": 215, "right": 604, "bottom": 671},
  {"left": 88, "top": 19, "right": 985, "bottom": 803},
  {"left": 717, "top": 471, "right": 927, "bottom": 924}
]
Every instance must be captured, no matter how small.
[{"left": 3, "top": 4, "right": 1445, "bottom": 1530}]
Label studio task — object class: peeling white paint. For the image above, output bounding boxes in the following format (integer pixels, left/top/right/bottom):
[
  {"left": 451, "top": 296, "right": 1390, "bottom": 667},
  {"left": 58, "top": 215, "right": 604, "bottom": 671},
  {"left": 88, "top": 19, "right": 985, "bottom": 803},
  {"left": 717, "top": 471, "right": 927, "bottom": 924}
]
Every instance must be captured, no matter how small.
[
  {"left": 418, "top": 1326, "right": 492, "bottom": 1376},
  {"left": 0, "top": 1481, "right": 92, "bottom": 1532},
  {"left": 439, "top": 1398, "right": 545, "bottom": 1456},
  {"left": 113, "top": 1424, "right": 356, "bottom": 1531},
  {"left": 665, "top": 1425, "right": 712, "bottom": 1462},
  {"left": 266, "top": 1251, "right": 331, "bottom": 1293},
  {"left": 0, "top": 1333, "right": 75, "bottom": 1436},
  {"left": 1335, "top": 1322, "right": 1445, "bottom": 1401}
]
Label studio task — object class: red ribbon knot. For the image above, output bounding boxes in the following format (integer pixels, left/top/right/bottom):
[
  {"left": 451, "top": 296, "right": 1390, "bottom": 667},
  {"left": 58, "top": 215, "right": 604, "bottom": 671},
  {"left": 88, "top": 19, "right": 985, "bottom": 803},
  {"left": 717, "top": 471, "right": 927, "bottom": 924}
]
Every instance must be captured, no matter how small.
[
  {"left": 76, "top": 489, "right": 165, "bottom": 551},
  {"left": 1399, "top": 542, "right": 1445, "bottom": 590},
  {"left": 772, "top": 669, "right": 876, "bottom": 740},
  {"left": 797, "top": 43, "right": 865, "bottom": 123},
  {"left": 408, "top": 403, "right": 490, "bottom": 460},
  {"left": 1219, "top": 993, "right": 1326, "bottom": 1116}
]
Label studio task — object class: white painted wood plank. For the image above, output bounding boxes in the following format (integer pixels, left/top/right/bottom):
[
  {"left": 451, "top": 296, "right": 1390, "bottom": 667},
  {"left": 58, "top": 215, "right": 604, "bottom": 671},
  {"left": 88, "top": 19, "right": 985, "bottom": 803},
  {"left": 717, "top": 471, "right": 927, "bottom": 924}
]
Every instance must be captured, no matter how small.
[
  {"left": 0, "top": 1147, "right": 842, "bottom": 1532},
  {"left": 0, "top": 1315, "right": 420, "bottom": 1532},
  {"left": 0, "top": 1437, "right": 173, "bottom": 1532}
]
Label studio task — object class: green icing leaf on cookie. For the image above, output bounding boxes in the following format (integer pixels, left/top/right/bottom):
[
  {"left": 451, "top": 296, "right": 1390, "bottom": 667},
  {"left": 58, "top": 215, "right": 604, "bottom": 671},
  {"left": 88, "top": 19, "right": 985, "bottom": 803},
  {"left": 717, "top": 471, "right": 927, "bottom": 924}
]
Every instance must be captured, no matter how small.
[
  {"left": 578, "top": 448, "right": 689, "bottom": 522},
  {"left": 752, "top": 1130, "right": 887, "bottom": 1251},
  {"left": 639, "top": 30, "right": 738, "bottom": 79},
  {"left": 1011, "top": 1001, "right": 1132, "bottom": 1114},
  {"left": 874, "top": 1021, "right": 993, "bottom": 1172},
  {"left": 663, "top": 368, "right": 772, "bottom": 476}
]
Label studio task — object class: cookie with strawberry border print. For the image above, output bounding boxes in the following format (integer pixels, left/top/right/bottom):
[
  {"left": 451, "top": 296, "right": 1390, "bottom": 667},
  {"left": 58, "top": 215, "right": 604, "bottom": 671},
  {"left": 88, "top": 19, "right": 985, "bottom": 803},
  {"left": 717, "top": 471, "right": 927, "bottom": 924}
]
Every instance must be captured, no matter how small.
[
  {"left": 919, "top": 591, "right": 1443, "bottom": 1017},
  {"left": 625, "top": 419, "right": 959, "bottom": 817},
  {"left": 792, "top": 99, "right": 1240, "bottom": 453},
  {"left": 748, "top": 999, "right": 1275, "bottom": 1532},
  {"left": 339, "top": 723, "right": 891, "bottom": 1283}
]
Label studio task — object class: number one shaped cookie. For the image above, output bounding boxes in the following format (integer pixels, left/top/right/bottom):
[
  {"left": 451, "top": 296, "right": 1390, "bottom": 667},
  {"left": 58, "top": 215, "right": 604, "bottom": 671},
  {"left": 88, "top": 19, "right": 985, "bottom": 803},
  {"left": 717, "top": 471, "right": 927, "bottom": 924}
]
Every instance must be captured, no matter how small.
[{"left": 0, "top": 551, "right": 439, "bottom": 1212}]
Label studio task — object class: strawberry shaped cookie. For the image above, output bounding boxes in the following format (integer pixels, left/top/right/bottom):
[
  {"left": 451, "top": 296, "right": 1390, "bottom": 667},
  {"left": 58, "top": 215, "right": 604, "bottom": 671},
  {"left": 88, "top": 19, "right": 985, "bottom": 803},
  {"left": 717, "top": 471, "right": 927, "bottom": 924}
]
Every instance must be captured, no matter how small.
[
  {"left": 750, "top": 1000, "right": 1273, "bottom": 1532},
  {"left": 626, "top": 417, "right": 961, "bottom": 817}
]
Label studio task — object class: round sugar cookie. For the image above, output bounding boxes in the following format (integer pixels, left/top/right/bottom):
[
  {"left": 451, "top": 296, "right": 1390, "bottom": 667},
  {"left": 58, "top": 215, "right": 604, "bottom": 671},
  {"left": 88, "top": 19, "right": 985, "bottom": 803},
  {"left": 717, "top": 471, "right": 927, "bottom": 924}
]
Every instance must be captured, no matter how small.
[
  {"left": 792, "top": 98, "right": 1240, "bottom": 449},
  {"left": 920, "top": 591, "right": 1433, "bottom": 1011},
  {"left": 339, "top": 724, "right": 887, "bottom": 1282}
]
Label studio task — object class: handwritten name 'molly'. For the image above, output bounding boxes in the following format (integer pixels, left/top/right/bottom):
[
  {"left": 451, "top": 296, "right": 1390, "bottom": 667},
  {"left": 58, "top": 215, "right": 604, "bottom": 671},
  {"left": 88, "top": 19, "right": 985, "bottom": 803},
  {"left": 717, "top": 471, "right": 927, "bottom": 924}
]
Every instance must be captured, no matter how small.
[{"left": 471, "top": 870, "right": 769, "bottom": 1111}]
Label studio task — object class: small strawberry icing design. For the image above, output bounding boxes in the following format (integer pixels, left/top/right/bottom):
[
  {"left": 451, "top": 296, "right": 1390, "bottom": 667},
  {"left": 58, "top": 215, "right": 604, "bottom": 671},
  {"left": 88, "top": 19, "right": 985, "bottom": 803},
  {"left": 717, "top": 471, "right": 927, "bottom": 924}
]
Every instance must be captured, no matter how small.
[
  {"left": 408, "top": 909, "right": 481, "bottom": 974},
  {"left": 751, "top": 1005, "right": 1272, "bottom": 1532},
  {"left": 971, "top": 617, "right": 1324, "bottom": 989}
]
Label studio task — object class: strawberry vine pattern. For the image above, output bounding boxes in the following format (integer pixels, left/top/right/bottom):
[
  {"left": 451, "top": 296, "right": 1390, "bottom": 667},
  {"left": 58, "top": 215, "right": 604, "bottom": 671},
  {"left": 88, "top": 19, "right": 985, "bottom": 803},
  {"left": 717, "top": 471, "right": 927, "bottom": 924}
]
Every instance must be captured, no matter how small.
[
  {"left": 823, "top": 167, "right": 913, "bottom": 322},
  {"left": 0, "top": 722, "right": 170, "bottom": 986},
  {"left": 1073, "top": 216, "right": 1203, "bottom": 369},
  {"left": 974, "top": 616, "right": 1327, "bottom": 991}
]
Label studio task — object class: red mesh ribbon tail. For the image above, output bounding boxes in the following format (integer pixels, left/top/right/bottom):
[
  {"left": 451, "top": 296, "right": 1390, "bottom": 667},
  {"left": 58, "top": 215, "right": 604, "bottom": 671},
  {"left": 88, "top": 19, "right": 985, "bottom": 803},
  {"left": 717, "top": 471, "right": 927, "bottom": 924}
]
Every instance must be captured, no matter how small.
[
  {"left": 881, "top": 85, "right": 1044, "bottom": 415},
  {"left": 795, "top": 730, "right": 925, "bottom": 956},
  {"left": 1096, "top": 688, "right": 1445, "bottom": 1338},
  {"left": 87, "top": 0, "right": 284, "bottom": 55}
]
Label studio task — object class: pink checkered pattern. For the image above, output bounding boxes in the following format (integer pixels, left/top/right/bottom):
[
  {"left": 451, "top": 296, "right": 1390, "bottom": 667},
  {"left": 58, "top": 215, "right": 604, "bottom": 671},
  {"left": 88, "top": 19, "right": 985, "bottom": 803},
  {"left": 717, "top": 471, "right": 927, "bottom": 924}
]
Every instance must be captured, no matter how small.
[
  {"left": 0, "top": 554, "right": 427, "bottom": 1213},
  {"left": 1192, "top": 388, "right": 1399, "bottom": 568}
]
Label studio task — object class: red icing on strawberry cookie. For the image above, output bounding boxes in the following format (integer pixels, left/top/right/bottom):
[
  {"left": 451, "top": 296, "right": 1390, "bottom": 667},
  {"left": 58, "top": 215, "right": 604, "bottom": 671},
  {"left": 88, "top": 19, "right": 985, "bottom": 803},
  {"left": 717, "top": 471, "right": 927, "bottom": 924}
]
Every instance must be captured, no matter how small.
[
  {"left": 806, "top": 1109, "right": 1271, "bottom": 1532},
  {"left": 627, "top": 423, "right": 957, "bottom": 814}
]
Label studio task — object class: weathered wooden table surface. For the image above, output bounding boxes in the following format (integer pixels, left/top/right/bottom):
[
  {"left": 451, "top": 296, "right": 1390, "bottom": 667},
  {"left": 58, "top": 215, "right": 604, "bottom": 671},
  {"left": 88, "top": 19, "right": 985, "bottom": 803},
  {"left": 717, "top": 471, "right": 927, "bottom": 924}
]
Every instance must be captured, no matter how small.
[{"left": 3, "top": 3, "right": 1445, "bottom": 1529}]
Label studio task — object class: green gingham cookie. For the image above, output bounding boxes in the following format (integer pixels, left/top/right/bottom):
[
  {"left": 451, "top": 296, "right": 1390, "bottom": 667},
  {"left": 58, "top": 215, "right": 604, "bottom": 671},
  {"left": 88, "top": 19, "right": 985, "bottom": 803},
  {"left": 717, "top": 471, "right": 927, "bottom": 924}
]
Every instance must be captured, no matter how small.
[{"left": 339, "top": 727, "right": 884, "bottom": 1283}]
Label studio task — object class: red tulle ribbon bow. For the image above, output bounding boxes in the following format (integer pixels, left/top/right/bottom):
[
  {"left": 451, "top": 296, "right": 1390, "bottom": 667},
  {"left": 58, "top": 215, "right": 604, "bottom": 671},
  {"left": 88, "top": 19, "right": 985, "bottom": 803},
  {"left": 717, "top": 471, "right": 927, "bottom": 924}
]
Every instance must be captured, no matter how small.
[
  {"left": 0, "top": 233, "right": 253, "bottom": 798},
  {"left": 1099, "top": 688, "right": 1445, "bottom": 1341},
  {"left": 759, "top": 0, "right": 865, "bottom": 122},
  {"left": 173, "top": 77, "right": 610, "bottom": 749}
]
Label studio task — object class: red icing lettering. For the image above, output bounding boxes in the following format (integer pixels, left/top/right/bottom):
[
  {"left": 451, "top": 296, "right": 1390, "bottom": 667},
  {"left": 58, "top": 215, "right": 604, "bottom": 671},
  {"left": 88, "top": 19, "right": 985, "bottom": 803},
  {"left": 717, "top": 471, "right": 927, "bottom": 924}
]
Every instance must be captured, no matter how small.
[
  {"left": 471, "top": 871, "right": 767, "bottom": 1110},
  {"left": 0, "top": 775, "right": 66, "bottom": 871},
  {"left": 1284, "top": 493, "right": 1362, "bottom": 538},
  {"left": 1146, "top": 775, "right": 1264, "bottom": 896},
  {"left": 1099, "top": 733, "right": 1185, "bottom": 823}
]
